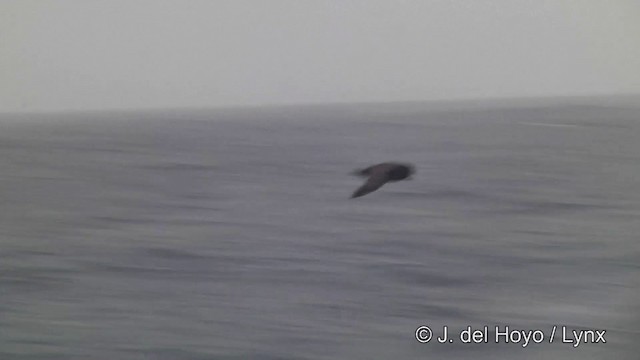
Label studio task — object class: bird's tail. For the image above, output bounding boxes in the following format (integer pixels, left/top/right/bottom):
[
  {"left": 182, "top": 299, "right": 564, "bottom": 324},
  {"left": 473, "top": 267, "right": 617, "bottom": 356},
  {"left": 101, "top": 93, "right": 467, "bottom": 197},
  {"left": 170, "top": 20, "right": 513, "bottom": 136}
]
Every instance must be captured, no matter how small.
[{"left": 351, "top": 167, "right": 371, "bottom": 177}]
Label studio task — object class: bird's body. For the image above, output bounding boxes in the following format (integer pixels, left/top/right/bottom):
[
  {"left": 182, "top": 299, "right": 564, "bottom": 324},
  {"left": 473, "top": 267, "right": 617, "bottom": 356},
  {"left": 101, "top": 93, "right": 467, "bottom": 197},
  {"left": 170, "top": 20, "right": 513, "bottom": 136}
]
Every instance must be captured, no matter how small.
[{"left": 350, "top": 162, "right": 414, "bottom": 198}]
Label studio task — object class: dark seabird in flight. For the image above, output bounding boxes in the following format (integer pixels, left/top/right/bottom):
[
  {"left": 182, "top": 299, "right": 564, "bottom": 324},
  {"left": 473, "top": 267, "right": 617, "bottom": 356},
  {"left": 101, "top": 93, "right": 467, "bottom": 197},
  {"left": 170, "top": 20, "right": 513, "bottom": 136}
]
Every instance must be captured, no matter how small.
[{"left": 350, "top": 162, "right": 415, "bottom": 198}]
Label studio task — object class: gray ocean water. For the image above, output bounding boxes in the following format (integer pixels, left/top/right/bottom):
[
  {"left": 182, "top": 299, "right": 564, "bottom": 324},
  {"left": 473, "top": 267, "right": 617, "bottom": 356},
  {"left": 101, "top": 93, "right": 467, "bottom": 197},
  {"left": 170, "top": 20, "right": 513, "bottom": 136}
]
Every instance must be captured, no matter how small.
[{"left": 1, "top": 100, "right": 639, "bottom": 359}]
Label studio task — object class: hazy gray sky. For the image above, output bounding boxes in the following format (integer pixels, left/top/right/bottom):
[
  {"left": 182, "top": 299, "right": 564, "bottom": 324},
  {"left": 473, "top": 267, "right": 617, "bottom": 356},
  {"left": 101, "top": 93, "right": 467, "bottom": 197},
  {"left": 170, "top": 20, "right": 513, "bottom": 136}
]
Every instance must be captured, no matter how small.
[{"left": 2, "top": 0, "right": 639, "bottom": 112}]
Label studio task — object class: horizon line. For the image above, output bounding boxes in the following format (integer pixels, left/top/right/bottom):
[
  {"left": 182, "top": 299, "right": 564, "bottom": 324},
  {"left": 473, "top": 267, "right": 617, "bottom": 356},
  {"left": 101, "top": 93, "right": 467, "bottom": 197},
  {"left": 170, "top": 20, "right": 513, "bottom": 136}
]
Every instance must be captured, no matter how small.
[{"left": 2, "top": 92, "right": 640, "bottom": 117}]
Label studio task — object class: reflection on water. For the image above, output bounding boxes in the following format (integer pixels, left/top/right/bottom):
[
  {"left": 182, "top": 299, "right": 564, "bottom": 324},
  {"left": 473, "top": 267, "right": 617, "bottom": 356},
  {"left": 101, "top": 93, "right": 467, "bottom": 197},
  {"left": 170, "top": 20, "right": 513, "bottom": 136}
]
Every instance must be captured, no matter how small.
[{"left": 1, "top": 101, "right": 639, "bottom": 359}]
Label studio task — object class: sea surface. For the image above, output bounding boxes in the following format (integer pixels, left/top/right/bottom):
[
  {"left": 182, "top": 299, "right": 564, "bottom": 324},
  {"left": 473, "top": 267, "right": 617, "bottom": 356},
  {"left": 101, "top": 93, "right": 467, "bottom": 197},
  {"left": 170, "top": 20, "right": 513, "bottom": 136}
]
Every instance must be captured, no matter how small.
[{"left": 1, "top": 99, "right": 639, "bottom": 359}]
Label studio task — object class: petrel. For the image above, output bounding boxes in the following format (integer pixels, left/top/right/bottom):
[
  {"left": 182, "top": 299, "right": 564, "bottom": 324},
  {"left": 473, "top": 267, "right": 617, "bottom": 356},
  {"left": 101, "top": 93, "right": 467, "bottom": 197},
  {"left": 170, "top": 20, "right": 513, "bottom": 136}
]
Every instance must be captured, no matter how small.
[{"left": 350, "top": 162, "right": 415, "bottom": 198}]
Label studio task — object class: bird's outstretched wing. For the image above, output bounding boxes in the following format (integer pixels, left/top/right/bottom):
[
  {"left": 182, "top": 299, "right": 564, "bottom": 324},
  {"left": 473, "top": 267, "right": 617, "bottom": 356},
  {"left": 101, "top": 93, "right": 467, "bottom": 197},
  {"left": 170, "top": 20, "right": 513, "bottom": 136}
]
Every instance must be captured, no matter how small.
[{"left": 351, "top": 172, "right": 389, "bottom": 198}]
